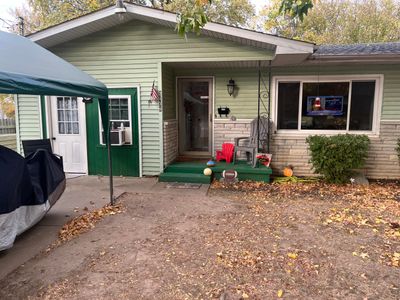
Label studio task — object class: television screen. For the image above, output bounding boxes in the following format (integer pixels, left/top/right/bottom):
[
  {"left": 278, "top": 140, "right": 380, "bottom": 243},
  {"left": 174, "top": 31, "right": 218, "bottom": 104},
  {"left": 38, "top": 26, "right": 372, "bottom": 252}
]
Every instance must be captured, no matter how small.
[{"left": 306, "top": 96, "right": 344, "bottom": 116}]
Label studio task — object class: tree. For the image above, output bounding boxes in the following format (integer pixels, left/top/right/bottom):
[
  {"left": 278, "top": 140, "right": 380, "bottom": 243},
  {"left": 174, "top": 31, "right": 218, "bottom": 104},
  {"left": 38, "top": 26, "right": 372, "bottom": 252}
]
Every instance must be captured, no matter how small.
[
  {"left": 11, "top": 0, "right": 314, "bottom": 36},
  {"left": 0, "top": 95, "right": 15, "bottom": 119},
  {"left": 165, "top": 0, "right": 255, "bottom": 28},
  {"left": 261, "top": 0, "right": 400, "bottom": 44}
]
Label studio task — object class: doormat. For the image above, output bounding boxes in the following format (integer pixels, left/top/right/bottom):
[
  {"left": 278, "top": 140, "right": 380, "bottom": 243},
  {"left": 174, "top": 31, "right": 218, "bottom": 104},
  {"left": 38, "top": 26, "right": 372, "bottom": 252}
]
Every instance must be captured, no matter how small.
[{"left": 166, "top": 183, "right": 202, "bottom": 189}]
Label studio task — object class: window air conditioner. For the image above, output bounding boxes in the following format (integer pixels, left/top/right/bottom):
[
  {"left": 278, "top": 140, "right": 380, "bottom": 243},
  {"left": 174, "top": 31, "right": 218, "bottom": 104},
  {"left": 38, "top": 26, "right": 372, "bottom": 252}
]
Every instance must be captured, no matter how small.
[{"left": 110, "top": 129, "right": 126, "bottom": 146}]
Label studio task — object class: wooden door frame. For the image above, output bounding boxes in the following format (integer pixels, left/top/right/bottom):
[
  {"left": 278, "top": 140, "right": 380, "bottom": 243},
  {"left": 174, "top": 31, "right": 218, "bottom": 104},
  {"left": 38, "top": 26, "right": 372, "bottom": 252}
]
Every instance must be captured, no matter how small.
[{"left": 176, "top": 76, "right": 214, "bottom": 157}]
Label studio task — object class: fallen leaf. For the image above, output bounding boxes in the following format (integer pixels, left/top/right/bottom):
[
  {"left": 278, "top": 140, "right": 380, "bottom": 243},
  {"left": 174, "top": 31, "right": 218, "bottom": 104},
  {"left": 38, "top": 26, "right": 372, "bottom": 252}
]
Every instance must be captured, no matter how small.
[{"left": 277, "top": 289, "right": 284, "bottom": 298}]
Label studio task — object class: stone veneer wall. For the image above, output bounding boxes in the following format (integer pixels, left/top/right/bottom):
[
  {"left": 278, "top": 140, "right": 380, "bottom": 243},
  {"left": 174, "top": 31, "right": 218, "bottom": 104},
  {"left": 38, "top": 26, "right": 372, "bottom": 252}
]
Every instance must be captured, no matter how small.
[
  {"left": 163, "top": 119, "right": 178, "bottom": 167},
  {"left": 213, "top": 119, "right": 400, "bottom": 179},
  {"left": 214, "top": 119, "right": 251, "bottom": 160}
]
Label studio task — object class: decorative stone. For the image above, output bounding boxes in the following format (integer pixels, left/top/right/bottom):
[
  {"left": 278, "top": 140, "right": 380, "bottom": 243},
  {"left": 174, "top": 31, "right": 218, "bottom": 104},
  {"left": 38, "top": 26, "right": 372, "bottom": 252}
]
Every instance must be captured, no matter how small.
[{"left": 350, "top": 172, "right": 369, "bottom": 185}]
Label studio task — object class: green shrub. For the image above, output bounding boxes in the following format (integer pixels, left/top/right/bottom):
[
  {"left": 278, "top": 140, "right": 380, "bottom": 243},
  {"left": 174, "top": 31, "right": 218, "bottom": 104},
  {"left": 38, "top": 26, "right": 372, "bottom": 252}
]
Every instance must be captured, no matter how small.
[{"left": 306, "top": 134, "right": 370, "bottom": 184}]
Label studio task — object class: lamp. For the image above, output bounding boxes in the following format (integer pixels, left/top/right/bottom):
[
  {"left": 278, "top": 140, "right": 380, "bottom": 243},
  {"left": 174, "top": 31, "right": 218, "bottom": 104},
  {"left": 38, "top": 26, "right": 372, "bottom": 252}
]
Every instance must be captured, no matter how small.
[
  {"left": 227, "top": 78, "right": 236, "bottom": 96},
  {"left": 115, "top": 0, "right": 126, "bottom": 14}
]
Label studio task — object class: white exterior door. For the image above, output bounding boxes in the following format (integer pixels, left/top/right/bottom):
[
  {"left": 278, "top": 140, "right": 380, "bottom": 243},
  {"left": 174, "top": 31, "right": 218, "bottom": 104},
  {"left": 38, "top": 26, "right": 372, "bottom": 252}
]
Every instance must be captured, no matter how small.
[{"left": 50, "top": 96, "right": 87, "bottom": 174}]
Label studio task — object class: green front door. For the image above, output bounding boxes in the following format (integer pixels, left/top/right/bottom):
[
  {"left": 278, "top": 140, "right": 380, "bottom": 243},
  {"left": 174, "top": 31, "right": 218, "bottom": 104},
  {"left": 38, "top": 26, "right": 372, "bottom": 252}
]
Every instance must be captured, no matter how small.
[{"left": 86, "top": 88, "right": 139, "bottom": 176}]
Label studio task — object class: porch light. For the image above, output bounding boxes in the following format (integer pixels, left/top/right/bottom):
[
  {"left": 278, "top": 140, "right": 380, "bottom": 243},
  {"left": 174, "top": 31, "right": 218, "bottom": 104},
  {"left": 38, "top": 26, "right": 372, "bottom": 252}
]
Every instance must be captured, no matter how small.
[
  {"left": 115, "top": 0, "right": 126, "bottom": 14},
  {"left": 227, "top": 78, "right": 236, "bottom": 96}
]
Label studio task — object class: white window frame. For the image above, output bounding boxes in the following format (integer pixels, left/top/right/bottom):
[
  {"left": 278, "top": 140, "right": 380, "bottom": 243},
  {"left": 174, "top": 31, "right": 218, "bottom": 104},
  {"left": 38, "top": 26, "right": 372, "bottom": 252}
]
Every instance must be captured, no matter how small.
[
  {"left": 271, "top": 74, "right": 383, "bottom": 136},
  {"left": 99, "top": 94, "right": 133, "bottom": 145}
]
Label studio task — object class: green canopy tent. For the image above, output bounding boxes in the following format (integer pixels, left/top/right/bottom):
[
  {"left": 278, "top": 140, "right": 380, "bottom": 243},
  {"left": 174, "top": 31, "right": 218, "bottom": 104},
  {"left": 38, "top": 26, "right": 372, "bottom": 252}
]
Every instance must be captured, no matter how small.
[{"left": 0, "top": 30, "right": 115, "bottom": 204}]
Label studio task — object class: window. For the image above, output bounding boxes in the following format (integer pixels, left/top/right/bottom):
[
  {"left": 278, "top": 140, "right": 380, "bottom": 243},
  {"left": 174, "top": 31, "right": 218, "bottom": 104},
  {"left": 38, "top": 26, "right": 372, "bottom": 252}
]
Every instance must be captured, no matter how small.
[
  {"left": 56, "top": 96, "right": 79, "bottom": 134},
  {"left": 277, "top": 82, "right": 300, "bottom": 129},
  {"left": 276, "top": 76, "right": 380, "bottom": 133},
  {"left": 99, "top": 95, "right": 132, "bottom": 145},
  {"left": 301, "top": 82, "right": 349, "bottom": 130}
]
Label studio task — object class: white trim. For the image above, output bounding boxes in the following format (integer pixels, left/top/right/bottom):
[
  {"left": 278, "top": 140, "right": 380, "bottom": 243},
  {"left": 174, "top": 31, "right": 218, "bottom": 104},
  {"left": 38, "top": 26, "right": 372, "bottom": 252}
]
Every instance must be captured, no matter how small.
[
  {"left": 346, "top": 81, "right": 353, "bottom": 131},
  {"left": 38, "top": 96, "right": 43, "bottom": 139},
  {"left": 380, "top": 119, "right": 400, "bottom": 123},
  {"left": 158, "top": 62, "right": 164, "bottom": 173},
  {"left": 136, "top": 86, "right": 143, "bottom": 177},
  {"left": 29, "top": 2, "right": 313, "bottom": 55},
  {"left": 271, "top": 74, "right": 384, "bottom": 136},
  {"left": 214, "top": 118, "right": 253, "bottom": 122},
  {"left": 29, "top": 6, "right": 116, "bottom": 42},
  {"left": 212, "top": 76, "right": 216, "bottom": 156},
  {"left": 14, "top": 95, "right": 21, "bottom": 154},
  {"left": 44, "top": 96, "right": 51, "bottom": 139},
  {"left": 124, "top": 4, "right": 313, "bottom": 53}
]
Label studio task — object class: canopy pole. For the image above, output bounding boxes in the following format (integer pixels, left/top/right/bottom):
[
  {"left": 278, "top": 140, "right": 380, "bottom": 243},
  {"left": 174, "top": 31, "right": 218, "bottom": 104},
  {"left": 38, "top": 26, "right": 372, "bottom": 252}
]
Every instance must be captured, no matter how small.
[{"left": 108, "top": 120, "right": 114, "bottom": 205}]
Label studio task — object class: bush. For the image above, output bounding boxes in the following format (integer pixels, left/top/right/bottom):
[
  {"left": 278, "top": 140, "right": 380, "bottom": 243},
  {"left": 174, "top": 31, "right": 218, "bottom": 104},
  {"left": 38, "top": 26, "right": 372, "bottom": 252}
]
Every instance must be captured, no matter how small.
[
  {"left": 306, "top": 134, "right": 370, "bottom": 184},
  {"left": 397, "top": 138, "right": 400, "bottom": 162}
]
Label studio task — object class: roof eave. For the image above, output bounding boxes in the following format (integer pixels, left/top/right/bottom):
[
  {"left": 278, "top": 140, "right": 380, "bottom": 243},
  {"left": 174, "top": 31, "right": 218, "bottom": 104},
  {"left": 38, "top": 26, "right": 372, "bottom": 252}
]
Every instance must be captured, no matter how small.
[{"left": 29, "top": 2, "right": 314, "bottom": 55}]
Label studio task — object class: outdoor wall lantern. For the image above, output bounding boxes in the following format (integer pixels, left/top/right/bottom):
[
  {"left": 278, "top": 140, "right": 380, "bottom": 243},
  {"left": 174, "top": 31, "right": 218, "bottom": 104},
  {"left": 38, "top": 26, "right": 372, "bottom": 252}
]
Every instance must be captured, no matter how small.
[{"left": 227, "top": 78, "right": 236, "bottom": 96}]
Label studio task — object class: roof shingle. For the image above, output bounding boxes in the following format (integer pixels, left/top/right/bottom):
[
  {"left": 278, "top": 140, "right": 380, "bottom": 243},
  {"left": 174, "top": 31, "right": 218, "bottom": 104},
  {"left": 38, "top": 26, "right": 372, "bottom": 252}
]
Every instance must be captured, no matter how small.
[{"left": 314, "top": 42, "right": 400, "bottom": 56}]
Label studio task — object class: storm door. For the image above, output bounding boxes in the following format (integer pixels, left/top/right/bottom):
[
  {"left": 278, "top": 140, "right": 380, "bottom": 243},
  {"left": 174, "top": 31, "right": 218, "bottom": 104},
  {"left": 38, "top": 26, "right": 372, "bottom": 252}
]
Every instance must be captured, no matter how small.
[{"left": 178, "top": 78, "right": 213, "bottom": 156}]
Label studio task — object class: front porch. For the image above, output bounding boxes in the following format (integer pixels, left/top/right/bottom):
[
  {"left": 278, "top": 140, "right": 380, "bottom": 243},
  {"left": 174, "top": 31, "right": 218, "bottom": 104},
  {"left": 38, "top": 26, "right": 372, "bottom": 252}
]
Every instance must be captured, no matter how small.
[
  {"left": 161, "top": 60, "right": 273, "bottom": 183},
  {"left": 159, "top": 160, "right": 272, "bottom": 184}
]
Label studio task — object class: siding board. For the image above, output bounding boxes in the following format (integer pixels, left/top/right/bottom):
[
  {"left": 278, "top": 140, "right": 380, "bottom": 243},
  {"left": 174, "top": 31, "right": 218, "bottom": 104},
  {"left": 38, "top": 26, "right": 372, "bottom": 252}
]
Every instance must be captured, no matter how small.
[
  {"left": 15, "top": 95, "right": 42, "bottom": 155},
  {"left": 50, "top": 19, "right": 272, "bottom": 175}
]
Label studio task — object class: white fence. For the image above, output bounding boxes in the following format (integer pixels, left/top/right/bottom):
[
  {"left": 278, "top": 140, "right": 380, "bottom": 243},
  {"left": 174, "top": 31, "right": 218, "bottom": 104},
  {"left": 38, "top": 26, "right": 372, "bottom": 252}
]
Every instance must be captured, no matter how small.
[
  {"left": 0, "top": 119, "right": 16, "bottom": 135},
  {"left": 0, "top": 134, "right": 17, "bottom": 151}
]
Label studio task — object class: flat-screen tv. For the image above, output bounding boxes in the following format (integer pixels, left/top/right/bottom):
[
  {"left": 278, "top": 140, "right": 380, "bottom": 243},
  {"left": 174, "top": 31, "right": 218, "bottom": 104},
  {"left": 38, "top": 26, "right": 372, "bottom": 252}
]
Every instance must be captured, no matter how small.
[{"left": 306, "top": 96, "right": 344, "bottom": 116}]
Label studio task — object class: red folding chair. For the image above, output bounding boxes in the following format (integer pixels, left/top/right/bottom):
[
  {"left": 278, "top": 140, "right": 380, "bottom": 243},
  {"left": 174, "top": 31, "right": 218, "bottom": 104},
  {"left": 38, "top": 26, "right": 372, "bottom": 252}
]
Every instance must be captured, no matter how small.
[{"left": 216, "top": 143, "right": 235, "bottom": 163}]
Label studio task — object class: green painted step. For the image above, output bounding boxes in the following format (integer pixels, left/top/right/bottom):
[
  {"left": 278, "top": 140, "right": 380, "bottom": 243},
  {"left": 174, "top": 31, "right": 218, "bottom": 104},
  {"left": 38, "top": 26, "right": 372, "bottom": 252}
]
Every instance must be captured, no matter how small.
[
  {"left": 161, "top": 161, "right": 272, "bottom": 184},
  {"left": 159, "top": 172, "right": 212, "bottom": 184}
]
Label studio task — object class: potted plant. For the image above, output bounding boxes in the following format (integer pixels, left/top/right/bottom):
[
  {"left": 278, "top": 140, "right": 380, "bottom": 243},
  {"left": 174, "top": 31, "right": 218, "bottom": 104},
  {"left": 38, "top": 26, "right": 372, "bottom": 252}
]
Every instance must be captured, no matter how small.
[{"left": 256, "top": 153, "right": 272, "bottom": 167}]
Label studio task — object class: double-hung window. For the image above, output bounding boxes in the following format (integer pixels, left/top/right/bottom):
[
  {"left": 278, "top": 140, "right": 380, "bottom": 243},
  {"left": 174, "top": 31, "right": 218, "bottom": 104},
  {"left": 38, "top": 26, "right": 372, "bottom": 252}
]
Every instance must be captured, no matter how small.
[
  {"left": 99, "top": 95, "right": 132, "bottom": 145},
  {"left": 275, "top": 75, "right": 381, "bottom": 133}
]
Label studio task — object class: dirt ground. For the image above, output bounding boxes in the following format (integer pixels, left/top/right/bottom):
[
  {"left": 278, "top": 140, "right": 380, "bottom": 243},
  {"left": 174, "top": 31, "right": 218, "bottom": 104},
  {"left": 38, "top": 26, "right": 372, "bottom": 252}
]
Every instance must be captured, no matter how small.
[{"left": 0, "top": 181, "right": 399, "bottom": 300}]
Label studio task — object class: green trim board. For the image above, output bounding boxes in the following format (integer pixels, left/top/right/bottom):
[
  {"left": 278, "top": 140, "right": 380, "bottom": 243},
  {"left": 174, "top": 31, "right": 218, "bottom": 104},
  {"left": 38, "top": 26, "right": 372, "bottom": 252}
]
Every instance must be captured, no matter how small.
[
  {"left": 86, "top": 88, "right": 139, "bottom": 176},
  {"left": 40, "top": 95, "right": 47, "bottom": 138}
]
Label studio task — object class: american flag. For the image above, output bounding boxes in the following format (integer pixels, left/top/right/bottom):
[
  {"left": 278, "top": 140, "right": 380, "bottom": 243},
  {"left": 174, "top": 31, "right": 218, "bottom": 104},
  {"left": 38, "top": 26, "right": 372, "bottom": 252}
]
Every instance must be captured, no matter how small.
[{"left": 150, "top": 81, "right": 160, "bottom": 102}]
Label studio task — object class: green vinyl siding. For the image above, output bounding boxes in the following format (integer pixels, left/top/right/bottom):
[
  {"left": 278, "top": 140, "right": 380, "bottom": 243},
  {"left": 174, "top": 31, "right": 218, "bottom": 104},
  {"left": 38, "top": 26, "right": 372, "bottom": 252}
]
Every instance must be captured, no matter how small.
[
  {"left": 86, "top": 88, "right": 139, "bottom": 176},
  {"left": 175, "top": 64, "right": 400, "bottom": 121},
  {"left": 175, "top": 68, "right": 261, "bottom": 119},
  {"left": 50, "top": 19, "right": 273, "bottom": 175},
  {"left": 15, "top": 94, "right": 42, "bottom": 155},
  {"left": 272, "top": 64, "right": 400, "bottom": 121}
]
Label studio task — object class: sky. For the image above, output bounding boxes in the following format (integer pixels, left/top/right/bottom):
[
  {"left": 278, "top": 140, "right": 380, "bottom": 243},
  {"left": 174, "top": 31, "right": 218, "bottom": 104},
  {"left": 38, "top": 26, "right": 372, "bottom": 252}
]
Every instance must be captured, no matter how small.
[
  {"left": 0, "top": 0, "right": 26, "bottom": 31},
  {"left": 0, "top": 0, "right": 266, "bottom": 31}
]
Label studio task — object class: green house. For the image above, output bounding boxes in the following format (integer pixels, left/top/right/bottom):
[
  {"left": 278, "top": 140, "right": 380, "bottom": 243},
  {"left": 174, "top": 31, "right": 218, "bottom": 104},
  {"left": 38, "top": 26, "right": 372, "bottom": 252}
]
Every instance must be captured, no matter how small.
[{"left": 13, "top": 2, "right": 400, "bottom": 180}]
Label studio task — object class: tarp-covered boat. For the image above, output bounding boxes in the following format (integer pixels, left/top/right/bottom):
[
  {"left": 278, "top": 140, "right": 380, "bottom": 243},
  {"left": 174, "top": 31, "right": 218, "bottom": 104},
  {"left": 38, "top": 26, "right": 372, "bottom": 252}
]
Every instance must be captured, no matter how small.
[{"left": 0, "top": 145, "right": 65, "bottom": 251}]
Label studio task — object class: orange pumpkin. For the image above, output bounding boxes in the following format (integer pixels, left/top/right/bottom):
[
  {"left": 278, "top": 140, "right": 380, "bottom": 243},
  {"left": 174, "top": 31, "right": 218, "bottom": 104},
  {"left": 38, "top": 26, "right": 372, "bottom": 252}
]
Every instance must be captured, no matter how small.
[{"left": 283, "top": 166, "right": 293, "bottom": 177}]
